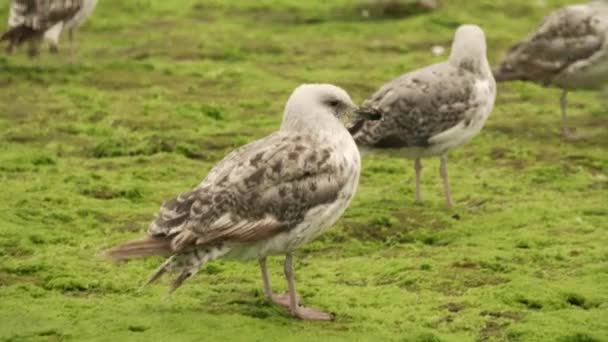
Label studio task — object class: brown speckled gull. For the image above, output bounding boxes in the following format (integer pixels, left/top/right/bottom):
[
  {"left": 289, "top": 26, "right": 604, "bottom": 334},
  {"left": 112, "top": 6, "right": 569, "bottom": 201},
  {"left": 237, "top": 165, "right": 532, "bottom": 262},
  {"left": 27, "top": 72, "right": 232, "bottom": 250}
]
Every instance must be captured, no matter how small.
[
  {"left": 350, "top": 24, "right": 496, "bottom": 207},
  {"left": 494, "top": 1, "right": 608, "bottom": 136},
  {"left": 2, "top": 0, "right": 98, "bottom": 62},
  {"left": 106, "top": 84, "right": 365, "bottom": 321}
]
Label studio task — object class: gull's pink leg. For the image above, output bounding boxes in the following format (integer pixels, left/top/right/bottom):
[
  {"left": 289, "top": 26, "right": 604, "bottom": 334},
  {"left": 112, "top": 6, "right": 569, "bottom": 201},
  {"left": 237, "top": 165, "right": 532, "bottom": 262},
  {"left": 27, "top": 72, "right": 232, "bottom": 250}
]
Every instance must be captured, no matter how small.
[
  {"left": 283, "top": 253, "right": 333, "bottom": 321},
  {"left": 259, "top": 257, "right": 295, "bottom": 308}
]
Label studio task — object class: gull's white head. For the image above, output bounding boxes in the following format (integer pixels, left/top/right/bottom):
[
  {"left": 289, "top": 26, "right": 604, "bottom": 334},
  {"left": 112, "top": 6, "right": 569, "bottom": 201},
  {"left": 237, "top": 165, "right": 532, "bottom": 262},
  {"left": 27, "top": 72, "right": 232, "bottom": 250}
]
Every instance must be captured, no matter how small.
[
  {"left": 449, "top": 25, "right": 489, "bottom": 74},
  {"left": 281, "top": 84, "right": 357, "bottom": 133}
]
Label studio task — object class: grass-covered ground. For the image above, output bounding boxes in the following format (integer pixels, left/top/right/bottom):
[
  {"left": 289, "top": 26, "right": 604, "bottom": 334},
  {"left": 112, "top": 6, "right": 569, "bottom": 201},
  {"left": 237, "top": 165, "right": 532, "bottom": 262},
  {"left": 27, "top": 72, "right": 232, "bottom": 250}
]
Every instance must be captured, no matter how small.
[{"left": 1, "top": 0, "right": 607, "bottom": 341}]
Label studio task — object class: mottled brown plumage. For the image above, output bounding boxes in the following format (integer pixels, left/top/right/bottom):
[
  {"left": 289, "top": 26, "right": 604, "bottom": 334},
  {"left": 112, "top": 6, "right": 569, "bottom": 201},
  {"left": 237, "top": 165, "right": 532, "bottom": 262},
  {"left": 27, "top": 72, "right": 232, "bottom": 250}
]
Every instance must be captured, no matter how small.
[
  {"left": 146, "top": 131, "right": 350, "bottom": 250},
  {"left": 495, "top": 1, "right": 608, "bottom": 88},
  {"left": 107, "top": 84, "right": 362, "bottom": 320},
  {"left": 351, "top": 65, "right": 482, "bottom": 149},
  {"left": 2, "top": 0, "right": 97, "bottom": 60}
]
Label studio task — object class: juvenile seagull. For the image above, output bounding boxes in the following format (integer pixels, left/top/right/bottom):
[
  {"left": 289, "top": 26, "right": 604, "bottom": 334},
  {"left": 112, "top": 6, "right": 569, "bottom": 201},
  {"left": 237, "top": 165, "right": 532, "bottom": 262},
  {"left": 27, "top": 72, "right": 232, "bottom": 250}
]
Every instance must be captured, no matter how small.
[
  {"left": 107, "top": 84, "right": 365, "bottom": 321},
  {"left": 349, "top": 25, "right": 496, "bottom": 207},
  {"left": 1, "top": 0, "right": 98, "bottom": 62},
  {"left": 494, "top": 1, "right": 608, "bottom": 136}
]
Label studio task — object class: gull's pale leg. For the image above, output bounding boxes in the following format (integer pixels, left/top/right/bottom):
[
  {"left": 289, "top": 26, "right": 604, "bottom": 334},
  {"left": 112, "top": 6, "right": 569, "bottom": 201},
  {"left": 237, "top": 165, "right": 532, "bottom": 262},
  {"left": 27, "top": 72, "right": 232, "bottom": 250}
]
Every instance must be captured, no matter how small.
[
  {"left": 414, "top": 158, "right": 422, "bottom": 203},
  {"left": 284, "top": 253, "right": 299, "bottom": 312},
  {"left": 440, "top": 154, "right": 453, "bottom": 207},
  {"left": 283, "top": 253, "right": 332, "bottom": 321},
  {"left": 259, "top": 258, "right": 273, "bottom": 300},
  {"left": 69, "top": 29, "right": 75, "bottom": 64},
  {"left": 560, "top": 89, "right": 568, "bottom": 124},
  {"left": 260, "top": 257, "right": 300, "bottom": 308},
  {"left": 6, "top": 41, "right": 15, "bottom": 54},
  {"left": 27, "top": 40, "right": 40, "bottom": 58},
  {"left": 49, "top": 42, "right": 59, "bottom": 54},
  {"left": 560, "top": 89, "right": 575, "bottom": 138}
]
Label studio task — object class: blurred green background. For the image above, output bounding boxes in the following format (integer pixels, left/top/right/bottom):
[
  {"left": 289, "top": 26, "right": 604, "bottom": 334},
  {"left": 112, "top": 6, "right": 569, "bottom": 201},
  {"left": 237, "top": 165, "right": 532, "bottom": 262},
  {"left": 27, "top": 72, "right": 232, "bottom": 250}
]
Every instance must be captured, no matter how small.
[{"left": 0, "top": 0, "right": 606, "bottom": 341}]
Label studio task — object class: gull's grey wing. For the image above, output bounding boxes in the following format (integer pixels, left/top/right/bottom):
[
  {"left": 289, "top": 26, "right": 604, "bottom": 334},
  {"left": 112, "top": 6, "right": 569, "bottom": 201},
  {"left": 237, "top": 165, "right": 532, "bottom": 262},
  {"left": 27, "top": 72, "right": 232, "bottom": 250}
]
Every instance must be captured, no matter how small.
[
  {"left": 147, "top": 131, "right": 351, "bottom": 251},
  {"left": 494, "top": 3, "right": 607, "bottom": 85},
  {"left": 2, "top": 0, "right": 81, "bottom": 44},
  {"left": 352, "top": 62, "right": 479, "bottom": 148}
]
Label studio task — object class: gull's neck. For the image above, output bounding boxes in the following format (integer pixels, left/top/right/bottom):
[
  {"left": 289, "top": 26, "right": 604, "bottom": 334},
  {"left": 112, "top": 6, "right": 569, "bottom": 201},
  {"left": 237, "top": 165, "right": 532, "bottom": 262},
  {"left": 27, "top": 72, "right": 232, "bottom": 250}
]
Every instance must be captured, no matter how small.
[
  {"left": 281, "top": 108, "right": 358, "bottom": 152},
  {"left": 450, "top": 51, "right": 492, "bottom": 78}
]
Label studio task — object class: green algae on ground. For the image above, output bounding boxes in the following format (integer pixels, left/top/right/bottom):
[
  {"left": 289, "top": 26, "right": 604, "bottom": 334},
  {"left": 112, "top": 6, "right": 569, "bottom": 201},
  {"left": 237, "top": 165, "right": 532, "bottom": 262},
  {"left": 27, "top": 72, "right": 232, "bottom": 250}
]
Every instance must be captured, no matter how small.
[{"left": 0, "top": 0, "right": 607, "bottom": 341}]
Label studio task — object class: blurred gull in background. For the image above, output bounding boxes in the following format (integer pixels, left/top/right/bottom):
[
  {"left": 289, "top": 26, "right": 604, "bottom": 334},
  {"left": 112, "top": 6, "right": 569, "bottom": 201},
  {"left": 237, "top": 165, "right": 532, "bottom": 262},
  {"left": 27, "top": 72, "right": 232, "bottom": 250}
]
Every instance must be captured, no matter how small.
[
  {"left": 494, "top": 1, "right": 608, "bottom": 137},
  {"left": 1, "top": 0, "right": 97, "bottom": 63},
  {"left": 349, "top": 25, "right": 496, "bottom": 207}
]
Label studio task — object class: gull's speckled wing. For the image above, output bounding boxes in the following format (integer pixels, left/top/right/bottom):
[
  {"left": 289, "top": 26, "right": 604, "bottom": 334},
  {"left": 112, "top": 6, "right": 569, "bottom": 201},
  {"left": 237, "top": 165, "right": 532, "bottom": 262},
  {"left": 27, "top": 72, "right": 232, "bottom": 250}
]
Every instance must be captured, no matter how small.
[
  {"left": 7, "top": 0, "right": 82, "bottom": 30},
  {"left": 147, "top": 131, "right": 351, "bottom": 251},
  {"left": 352, "top": 62, "right": 479, "bottom": 148},
  {"left": 2, "top": 0, "right": 81, "bottom": 44},
  {"left": 494, "top": 2, "right": 608, "bottom": 86}
]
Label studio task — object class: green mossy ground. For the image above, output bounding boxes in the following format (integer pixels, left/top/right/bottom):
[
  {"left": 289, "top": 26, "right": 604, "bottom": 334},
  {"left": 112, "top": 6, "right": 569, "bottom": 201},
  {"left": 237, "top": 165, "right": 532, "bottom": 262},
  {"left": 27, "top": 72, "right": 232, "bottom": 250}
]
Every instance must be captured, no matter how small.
[{"left": 0, "top": 0, "right": 607, "bottom": 341}]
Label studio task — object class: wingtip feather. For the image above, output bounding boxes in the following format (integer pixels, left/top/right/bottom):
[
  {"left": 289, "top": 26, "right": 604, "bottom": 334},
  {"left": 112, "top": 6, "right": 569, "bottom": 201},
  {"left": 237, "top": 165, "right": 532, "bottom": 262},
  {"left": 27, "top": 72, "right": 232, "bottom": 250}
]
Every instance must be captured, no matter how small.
[{"left": 105, "top": 237, "right": 173, "bottom": 261}]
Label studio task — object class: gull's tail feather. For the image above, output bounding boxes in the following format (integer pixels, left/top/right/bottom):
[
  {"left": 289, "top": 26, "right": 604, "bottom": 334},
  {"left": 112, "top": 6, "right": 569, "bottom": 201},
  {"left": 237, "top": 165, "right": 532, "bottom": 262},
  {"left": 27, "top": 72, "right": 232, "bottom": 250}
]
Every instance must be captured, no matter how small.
[
  {"left": 493, "top": 65, "right": 525, "bottom": 82},
  {"left": 348, "top": 106, "right": 383, "bottom": 136},
  {"left": 140, "top": 255, "right": 198, "bottom": 295},
  {"left": 169, "top": 269, "right": 196, "bottom": 294},
  {"left": 109, "top": 238, "right": 231, "bottom": 294},
  {"left": 138, "top": 257, "right": 174, "bottom": 292},
  {"left": 105, "top": 236, "right": 173, "bottom": 261},
  {"left": 164, "top": 246, "right": 230, "bottom": 294},
  {"left": 355, "top": 106, "right": 383, "bottom": 121}
]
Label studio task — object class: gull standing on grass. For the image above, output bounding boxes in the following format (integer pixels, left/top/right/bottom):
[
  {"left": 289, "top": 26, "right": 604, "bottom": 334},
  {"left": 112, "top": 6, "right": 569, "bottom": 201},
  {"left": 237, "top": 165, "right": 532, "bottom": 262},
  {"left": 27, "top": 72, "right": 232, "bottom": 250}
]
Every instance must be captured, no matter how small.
[
  {"left": 1, "top": 0, "right": 98, "bottom": 62},
  {"left": 107, "top": 84, "right": 374, "bottom": 321},
  {"left": 494, "top": 1, "right": 608, "bottom": 137},
  {"left": 349, "top": 25, "right": 496, "bottom": 207}
]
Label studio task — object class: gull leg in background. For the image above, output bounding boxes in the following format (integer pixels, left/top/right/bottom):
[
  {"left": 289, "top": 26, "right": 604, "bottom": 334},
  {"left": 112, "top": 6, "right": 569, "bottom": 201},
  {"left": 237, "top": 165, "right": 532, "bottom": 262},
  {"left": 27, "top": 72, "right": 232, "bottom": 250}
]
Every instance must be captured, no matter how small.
[
  {"left": 414, "top": 158, "right": 423, "bottom": 203},
  {"left": 27, "top": 39, "right": 39, "bottom": 58},
  {"left": 560, "top": 89, "right": 576, "bottom": 138},
  {"left": 69, "top": 29, "right": 75, "bottom": 64},
  {"left": 49, "top": 42, "right": 59, "bottom": 54},
  {"left": 440, "top": 154, "right": 453, "bottom": 207}
]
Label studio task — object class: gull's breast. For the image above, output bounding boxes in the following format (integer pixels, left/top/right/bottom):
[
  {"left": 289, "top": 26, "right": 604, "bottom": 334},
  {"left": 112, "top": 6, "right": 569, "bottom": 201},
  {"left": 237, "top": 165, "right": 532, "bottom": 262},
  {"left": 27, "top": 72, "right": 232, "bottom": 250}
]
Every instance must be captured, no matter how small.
[{"left": 426, "top": 78, "right": 495, "bottom": 155}]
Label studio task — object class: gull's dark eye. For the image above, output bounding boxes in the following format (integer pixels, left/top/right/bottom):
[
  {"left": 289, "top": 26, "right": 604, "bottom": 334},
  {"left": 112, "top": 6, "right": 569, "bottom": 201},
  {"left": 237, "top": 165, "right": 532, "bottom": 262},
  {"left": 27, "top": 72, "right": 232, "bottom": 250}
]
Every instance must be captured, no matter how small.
[{"left": 328, "top": 100, "right": 340, "bottom": 107}]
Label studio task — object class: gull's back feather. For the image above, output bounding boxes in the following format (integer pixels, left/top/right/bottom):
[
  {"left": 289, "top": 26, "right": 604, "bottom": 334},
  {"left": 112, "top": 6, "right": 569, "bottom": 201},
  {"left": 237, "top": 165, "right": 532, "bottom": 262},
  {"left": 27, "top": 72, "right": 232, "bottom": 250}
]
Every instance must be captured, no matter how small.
[
  {"left": 146, "top": 131, "right": 350, "bottom": 250},
  {"left": 351, "top": 25, "right": 495, "bottom": 153},
  {"left": 108, "top": 131, "right": 353, "bottom": 264},
  {"left": 353, "top": 62, "right": 481, "bottom": 148}
]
